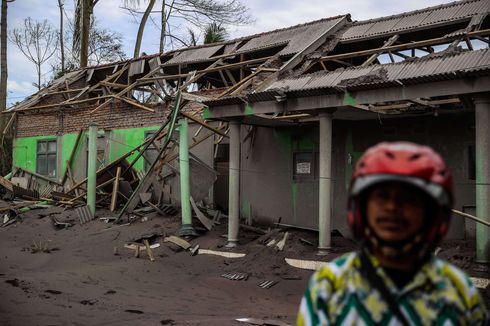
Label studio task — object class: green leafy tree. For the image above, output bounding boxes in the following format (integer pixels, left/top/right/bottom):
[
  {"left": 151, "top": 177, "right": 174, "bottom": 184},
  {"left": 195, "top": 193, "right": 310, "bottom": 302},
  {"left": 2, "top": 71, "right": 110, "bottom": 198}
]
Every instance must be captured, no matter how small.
[{"left": 204, "top": 22, "right": 228, "bottom": 44}]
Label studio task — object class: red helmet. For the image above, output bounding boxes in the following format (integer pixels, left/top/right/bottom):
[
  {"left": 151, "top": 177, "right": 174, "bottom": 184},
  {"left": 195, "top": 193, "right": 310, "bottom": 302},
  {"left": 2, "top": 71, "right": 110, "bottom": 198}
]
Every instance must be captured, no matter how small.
[{"left": 348, "top": 142, "right": 453, "bottom": 248}]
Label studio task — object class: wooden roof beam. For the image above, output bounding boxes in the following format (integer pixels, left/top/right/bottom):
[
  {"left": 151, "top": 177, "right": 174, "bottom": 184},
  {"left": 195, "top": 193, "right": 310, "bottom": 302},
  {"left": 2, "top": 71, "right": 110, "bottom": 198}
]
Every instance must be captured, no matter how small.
[
  {"left": 320, "top": 29, "right": 490, "bottom": 62},
  {"left": 361, "top": 35, "right": 399, "bottom": 67}
]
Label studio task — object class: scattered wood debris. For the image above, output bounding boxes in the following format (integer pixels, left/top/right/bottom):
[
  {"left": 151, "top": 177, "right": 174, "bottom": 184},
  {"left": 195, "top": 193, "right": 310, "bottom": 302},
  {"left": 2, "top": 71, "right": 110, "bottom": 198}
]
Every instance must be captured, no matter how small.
[
  {"left": 258, "top": 280, "right": 278, "bottom": 289},
  {"left": 190, "top": 197, "right": 214, "bottom": 230},
  {"left": 221, "top": 272, "right": 248, "bottom": 281},
  {"left": 164, "top": 235, "right": 191, "bottom": 250},
  {"left": 235, "top": 317, "right": 291, "bottom": 326},
  {"left": 284, "top": 258, "right": 326, "bottom": 271},
  {"left": 198, "top": 249, "right": 246, "bottom": 258}
]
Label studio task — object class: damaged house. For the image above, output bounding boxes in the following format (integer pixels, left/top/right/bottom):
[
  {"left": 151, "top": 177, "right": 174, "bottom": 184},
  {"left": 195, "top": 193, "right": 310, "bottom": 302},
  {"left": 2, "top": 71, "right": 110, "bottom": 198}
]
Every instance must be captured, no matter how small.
[{"left": 2, "top": 0, "right": 490, "bottom": 261}]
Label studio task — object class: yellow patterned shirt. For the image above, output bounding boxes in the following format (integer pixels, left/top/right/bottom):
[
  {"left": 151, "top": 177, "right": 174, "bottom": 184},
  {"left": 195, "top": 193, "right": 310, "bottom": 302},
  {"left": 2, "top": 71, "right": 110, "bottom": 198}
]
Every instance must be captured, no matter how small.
[{"left": 297, "top": 251, "right": 489, "bottom": 326}]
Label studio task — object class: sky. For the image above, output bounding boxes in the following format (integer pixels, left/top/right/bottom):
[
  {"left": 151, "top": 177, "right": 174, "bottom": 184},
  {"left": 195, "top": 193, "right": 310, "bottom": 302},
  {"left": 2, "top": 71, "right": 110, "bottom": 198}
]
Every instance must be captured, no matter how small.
[{"left": 6, "top": 0, "right": 457, "bottom": 107}]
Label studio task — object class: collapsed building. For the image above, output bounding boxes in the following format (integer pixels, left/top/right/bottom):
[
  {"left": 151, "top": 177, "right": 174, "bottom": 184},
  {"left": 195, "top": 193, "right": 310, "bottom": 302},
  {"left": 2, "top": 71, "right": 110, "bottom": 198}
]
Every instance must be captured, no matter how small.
[{"left": 2, "top": 0, "right": 490, "bottom": 261}]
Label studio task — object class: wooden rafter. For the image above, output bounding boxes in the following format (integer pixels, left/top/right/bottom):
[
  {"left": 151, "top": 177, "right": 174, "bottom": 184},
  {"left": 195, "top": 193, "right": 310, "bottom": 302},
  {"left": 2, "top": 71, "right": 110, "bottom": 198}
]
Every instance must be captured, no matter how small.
[
  {"left": 319, "top": 29, "right": 490, "bottom": 63},
  {"left": 361, "top": 34, "right": 399, "bottom": 67}
]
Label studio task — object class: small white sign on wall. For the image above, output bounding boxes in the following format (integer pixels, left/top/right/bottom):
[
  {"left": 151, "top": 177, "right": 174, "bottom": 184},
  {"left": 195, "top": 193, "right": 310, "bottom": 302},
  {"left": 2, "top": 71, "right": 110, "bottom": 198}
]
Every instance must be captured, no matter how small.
[{"left": 296, "top": 162, "right": 311, "bottom": 174}]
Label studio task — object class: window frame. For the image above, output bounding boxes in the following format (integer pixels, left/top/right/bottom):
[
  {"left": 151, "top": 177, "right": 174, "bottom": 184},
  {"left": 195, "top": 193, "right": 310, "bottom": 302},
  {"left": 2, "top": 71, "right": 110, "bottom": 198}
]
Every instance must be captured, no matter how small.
[{"left": 36, "top": 139, "right": 57, "bottom": 178}]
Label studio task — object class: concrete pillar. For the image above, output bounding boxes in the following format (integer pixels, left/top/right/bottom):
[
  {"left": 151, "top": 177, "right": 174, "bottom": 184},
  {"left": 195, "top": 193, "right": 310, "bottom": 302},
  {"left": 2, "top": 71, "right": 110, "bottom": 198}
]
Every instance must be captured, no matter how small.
[
  {"left": 87, "top": 123, "right": 97, "bottom": 216},
  {"left": 318, "top": 112, "right": 333, "bottom": 251},
  {"left": 178, "top": 118, "right": 196, "bottom": 236},
  {"left": 475, "top": 96, "right": 490, "bottom": 263},
  {"left": 227, "top": 121, "right": 241, "bottom": 247}
]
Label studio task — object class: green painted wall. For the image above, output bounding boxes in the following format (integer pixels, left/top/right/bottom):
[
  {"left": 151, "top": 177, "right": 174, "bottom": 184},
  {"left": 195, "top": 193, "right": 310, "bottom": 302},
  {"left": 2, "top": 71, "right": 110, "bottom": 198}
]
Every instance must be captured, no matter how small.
[
  {"left": 13, "top": 136, "right": 43, "bottom": 173},
  {"left": 109, "top": 126, "right": 160, "bottom": 172},
  {"left": 13, "top": 125, "right": 162, "bottom": 180}
]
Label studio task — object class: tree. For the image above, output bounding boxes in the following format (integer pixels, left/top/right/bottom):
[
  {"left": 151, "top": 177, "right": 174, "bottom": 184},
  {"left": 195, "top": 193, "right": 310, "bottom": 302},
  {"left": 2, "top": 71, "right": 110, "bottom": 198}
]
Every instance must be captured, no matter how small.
[
  {"left": 57, "top": 0, "right": 65, "bottom": 74},
  {"left": 0, "top": 0, "right": 15, "bottom": 177},
  {"left": 125, "top": 0, "right": 157, "bottom": 58},
  {"left": 122, "top": 0, "right": 252, "bottom": 54},
  {"left": 204, "top": 22, "right": 228, "bottom": 44},
  {"left": 50, "top": 20, "right": 127, "bottom": 81},
  {"left": 73, "top": 0, "right": 99, "bottom": 68},
  {"left": 1, "top": 0, "right": 14, "bottom": 121},
  {"left": 9, "top": 18, "right": 58, "bottom": 90}
]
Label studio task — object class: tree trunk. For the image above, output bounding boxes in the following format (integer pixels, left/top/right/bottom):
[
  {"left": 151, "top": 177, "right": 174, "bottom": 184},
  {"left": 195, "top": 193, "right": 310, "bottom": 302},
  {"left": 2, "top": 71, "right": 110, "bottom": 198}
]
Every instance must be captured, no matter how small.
[
  {"left": 36, "top": 65, "right": 41, "bottom": 91},
  {"left": 0, "top": 0, "right": 12, "bottom": 176},
  {"left": 58, "top": 0, "right": 65, "bottom": 74},
  {"left": 80, "top": 0, "right": 91, "bottom": 67},
  {"left": 0, "top": 0, "right": 8, "bottom": 121},
  {"left": 159, "top": 0, "right": 165, "bottom": 53},
  {"left": 133, "top": 0, "right": 156, "bottom": 58}
]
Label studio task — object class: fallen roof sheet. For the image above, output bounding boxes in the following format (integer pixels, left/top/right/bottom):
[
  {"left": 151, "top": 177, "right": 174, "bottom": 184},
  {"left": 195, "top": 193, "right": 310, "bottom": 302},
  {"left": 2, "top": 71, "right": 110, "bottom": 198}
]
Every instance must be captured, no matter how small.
[
  {"left": 164, "top": 44, "right": 224, "bottom": 65},
  {"left": 341, "top": 0, "right": 490, "bottom": 42},
  {"left": 204, "top": 48, "right": 490, "bottom": 105},
  {"left": 236, "top": 16, "right": 346, "bottom": 56},
  {"left": 10, "top": 70, "right": 87, "bottom": 111},
  {"left": 270, "top": 48, "right": 490, "bottom": 91}
]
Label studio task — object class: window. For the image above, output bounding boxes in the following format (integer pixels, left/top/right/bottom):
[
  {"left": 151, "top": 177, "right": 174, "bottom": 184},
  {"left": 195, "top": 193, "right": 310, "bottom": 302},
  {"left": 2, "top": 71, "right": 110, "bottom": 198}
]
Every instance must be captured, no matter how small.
[{"left": 37, "top": 140, "right": 57, "bottom": 177}]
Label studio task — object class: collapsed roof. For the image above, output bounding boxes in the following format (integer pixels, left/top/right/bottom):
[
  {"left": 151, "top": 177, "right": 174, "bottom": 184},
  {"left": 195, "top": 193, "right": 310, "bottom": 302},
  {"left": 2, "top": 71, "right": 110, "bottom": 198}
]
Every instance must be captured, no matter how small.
[{"left": 8, "top": 0, "right": 490, "bottom": 122}]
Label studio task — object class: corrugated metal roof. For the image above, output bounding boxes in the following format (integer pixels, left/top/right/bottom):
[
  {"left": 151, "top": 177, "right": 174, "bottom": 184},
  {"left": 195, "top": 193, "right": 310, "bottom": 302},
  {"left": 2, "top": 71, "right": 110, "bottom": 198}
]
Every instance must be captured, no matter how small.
[
  {"left": 341, "top": 0, "right": 489, "bottom": 41},
  {"left": 164, "top": 45, "right": 223, "bottom": 65},
  {"left": 204, "top": 49, "right": 490, "bottom": 108},
  {"left": 11, "top": 70, "right": 87, "bottom": 111},
  {"left": 236, "top": 16, "right": 345, "bottom": 56},
  {"left": 262, "top": 48, "right": 490, "bottom": 93},
  {"left": 268, "top": 76, "right": 311, "bottom": 90}
]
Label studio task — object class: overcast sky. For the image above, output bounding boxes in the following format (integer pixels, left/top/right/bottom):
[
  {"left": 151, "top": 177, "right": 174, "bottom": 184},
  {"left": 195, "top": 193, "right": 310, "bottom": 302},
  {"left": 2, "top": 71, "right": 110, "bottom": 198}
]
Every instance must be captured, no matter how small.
[{"left": 7, "top": 0, "right": 456, "bottom": 106}]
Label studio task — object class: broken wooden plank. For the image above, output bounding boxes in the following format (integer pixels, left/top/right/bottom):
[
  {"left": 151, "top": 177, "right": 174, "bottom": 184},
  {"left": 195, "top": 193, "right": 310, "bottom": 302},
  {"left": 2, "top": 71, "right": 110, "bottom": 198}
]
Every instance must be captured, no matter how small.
[
  {"left": 2, "top": 112, "right": 16, "bottom": 135},
  {"left": 110, "top": 167, "right": 121, "bottom": 212},
  {"left": 146, "top": 201, "right": 166, "bottom": 216},
  {"left": 143, "top": 239, "right": 155, "bottom": 262},
  {"left": 180, "top": 111, "right": 228, "bottom": 138},
  {"left": 0, "top": 175, "right": 14, "bottom": 192},
  {"left": 452, "top": 209, "right": 490, "bottom": 227},
  {"left": 275, "top": 232, "right": 289, "bottom": 251},
  {"left": 164, "top": 235, "right": 191, "bottom": 250},
  {"left": 139, "top": 192, "right": 151, "bottom": 204},
  {"left": 198, "top": 249, "right": 246, "bottom": 258},
  {"left": 190, "top": 197, "right": 213, "bottom": 231},
  {"left": 115, "top": 92, "right": 183, "bottom": 223},
  {"left": 361, "top": 34, "right": 399, "bottom": 67},
  {"left": 235, "top": 318, "right": 290, "bottom": 326},
  {"left": 61, "top": 128, "right": 84, "bottom": 185},
  {"left": 284, "top": 258, "right": 326, "bottom": 271},
  {"left": 124, "top": 242, "right": 160, "bottom": 251}
]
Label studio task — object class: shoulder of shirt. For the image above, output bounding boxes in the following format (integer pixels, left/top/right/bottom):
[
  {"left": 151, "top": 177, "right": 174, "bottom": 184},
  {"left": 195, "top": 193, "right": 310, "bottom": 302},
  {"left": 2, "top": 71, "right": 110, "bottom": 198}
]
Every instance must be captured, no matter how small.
[
  {"left": 313, "top": 252, "right": 358, "bottom": 282},
  {"left": 429, "top": 257, "right": 481, "bottom": 301}
]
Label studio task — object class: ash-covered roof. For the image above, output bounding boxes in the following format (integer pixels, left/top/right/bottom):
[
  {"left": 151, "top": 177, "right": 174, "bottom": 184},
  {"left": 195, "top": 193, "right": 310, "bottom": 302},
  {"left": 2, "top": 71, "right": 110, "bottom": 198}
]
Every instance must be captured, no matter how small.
[
  {"left": 273, "top": 48, "right": 489, "bottom": 90},
  {"left": 341, "top": 0, "right": 489, "bottom": 42},
  {"left": 235, "top": 16, "right": 347, "bottom": 56},
  {"left": 204, "top": 48, "right": 490, "bottom": 105}
]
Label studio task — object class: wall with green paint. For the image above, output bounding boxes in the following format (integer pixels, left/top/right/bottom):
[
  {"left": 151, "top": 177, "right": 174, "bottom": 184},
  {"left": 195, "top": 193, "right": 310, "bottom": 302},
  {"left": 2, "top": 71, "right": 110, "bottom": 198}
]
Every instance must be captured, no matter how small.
[
  {"left": 108, "top": 126, "right": 161, "bottom": 172},
  {"left": 12, "top": 125, "right": 162, "bottom": 181},
  {"left": 240, "top": 125, "right": 322, "bottom": 229},
  {"left": 13, "top": 136, "right": 47, "bottom": 173}
]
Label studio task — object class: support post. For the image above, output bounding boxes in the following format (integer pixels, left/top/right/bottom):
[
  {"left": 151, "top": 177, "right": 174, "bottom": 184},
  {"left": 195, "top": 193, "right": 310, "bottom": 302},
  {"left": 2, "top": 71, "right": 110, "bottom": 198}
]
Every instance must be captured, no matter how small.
[
  {"left": 227, "top": 121, "right": 241, "bottom": 247},
  {"left": 474, "top": 95, "right": 490, "bottom": 263},
  {"left": 178, "top": 118, "right": 196, "bottom": 236},
  {"left": 318, "top": 111, "right": 334, "bottom": 253},
  {"left": 87, "top": 123, "right": 97, "bottom": 216}
]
